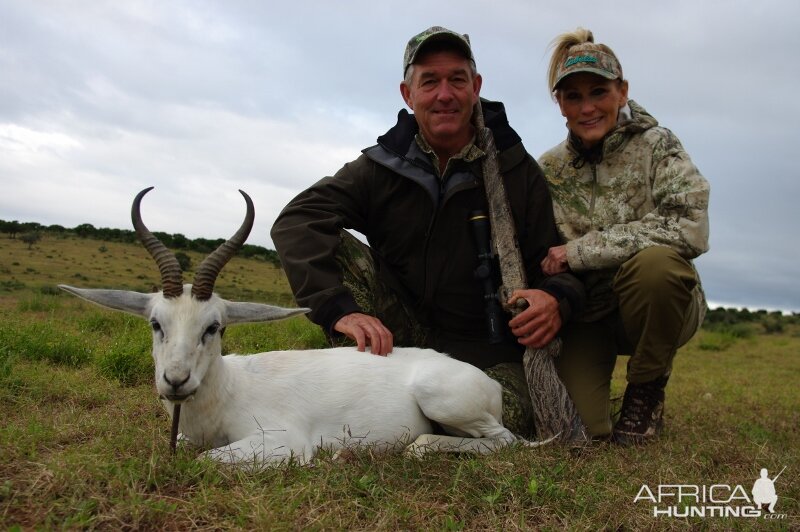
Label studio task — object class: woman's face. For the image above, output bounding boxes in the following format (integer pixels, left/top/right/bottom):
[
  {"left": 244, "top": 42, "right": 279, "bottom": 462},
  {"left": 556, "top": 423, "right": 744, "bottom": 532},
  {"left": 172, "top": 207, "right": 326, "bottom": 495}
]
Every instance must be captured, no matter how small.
[{"left": 556, "top": 72, "right": 629, "bottom": 148}]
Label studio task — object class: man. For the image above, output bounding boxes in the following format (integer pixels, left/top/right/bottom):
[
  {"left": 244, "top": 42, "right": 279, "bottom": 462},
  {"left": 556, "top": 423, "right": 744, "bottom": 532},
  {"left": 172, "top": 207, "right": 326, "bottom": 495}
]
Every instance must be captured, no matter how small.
[{"left": 271, "top": 26, "right": 584, "bottom": 436}]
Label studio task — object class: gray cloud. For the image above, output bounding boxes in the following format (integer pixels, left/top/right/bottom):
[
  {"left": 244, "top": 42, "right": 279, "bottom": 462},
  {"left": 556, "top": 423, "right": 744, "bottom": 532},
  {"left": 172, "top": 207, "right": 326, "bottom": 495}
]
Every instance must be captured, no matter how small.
[{"left": 1, "top": 0, "right": 798, "bottom": 312}]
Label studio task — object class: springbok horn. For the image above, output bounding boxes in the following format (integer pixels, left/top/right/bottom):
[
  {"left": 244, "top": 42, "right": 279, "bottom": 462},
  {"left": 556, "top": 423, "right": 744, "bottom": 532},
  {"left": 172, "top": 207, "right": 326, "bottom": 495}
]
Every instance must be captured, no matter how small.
[
  {"left": 191, "top": 190, "right": 254, "bottom": 301},
  {"left": 131, "top": 187, "right": 184, "bottom": 298}
]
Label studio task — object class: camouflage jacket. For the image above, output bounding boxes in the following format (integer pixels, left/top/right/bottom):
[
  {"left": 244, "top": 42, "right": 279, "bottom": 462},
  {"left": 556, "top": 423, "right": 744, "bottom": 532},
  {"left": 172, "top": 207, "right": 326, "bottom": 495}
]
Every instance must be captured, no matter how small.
[{"left": 538, "top": 100, "right": 710, "bottom": 321}]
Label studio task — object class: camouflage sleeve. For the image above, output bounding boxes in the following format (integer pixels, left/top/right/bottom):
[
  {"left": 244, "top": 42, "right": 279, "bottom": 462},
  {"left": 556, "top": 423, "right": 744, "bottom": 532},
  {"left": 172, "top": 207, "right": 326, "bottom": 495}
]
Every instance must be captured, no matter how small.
[
  {"left": 565, "top": 128, "right": 710, "bottom": 271},
  {"left": 515, "top": 154, "right": 586, "bottom": 322}
]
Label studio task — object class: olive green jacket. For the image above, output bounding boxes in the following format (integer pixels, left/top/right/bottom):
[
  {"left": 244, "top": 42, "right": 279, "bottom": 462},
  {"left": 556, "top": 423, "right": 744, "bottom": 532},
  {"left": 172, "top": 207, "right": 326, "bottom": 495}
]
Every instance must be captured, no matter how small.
[{"left": 538, "top": 100, "right": 710, "bottom": 321}]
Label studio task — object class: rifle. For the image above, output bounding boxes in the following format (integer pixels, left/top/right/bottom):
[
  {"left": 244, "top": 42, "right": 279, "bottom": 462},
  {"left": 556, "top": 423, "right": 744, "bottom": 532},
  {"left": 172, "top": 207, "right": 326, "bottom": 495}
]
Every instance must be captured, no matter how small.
[{"left": 473, "top": 99, "right": 584, "bottom": 441}]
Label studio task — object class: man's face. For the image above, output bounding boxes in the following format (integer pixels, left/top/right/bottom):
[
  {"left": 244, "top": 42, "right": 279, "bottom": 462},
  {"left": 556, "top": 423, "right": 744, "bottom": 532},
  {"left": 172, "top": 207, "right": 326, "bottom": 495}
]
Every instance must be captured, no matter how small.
[{"left": 400, "top": 50, "right": 482, "bottom": 155}]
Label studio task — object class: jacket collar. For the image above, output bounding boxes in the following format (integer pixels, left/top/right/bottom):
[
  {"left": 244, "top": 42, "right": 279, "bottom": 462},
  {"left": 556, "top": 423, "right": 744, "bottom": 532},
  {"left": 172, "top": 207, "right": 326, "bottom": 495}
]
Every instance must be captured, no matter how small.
[
  {"left": 375, "top": 99, "right": 521, "bottom": 156},
  {"left": 365, "top": 98, "right": 525, "bottom": 175},
  {"left": 362, "top": 99, "right": 528, "bottom": 207}
]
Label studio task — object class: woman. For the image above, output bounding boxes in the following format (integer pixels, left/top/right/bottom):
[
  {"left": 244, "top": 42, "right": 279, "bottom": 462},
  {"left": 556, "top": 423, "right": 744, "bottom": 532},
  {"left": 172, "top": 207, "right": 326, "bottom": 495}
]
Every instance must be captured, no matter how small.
[{"left": 524, "top": 28, "right": 710, "bottom": 444}]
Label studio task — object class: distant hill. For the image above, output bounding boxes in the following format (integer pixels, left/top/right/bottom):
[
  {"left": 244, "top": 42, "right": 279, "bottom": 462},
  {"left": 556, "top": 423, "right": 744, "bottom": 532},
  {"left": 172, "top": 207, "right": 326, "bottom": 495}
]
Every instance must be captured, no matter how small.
[
  {"left": 0, "top": 224, "right": 295, "bottom": 306},
  {"left": 0, "top": 218, "right": 280, "bottom": 266}
]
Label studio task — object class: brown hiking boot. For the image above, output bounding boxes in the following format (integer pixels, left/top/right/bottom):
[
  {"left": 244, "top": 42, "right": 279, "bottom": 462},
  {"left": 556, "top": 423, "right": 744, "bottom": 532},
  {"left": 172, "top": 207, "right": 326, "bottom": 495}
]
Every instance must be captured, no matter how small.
[{"left": 612, "top": 375, "right": 669, "bottom": 446}]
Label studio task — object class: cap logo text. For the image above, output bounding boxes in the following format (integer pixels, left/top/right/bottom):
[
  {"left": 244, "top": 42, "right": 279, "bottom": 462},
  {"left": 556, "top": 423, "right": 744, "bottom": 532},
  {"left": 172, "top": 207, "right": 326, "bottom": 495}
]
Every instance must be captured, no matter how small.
[{"left": 565, "top": 55, "right": 598, "bottom": 67}]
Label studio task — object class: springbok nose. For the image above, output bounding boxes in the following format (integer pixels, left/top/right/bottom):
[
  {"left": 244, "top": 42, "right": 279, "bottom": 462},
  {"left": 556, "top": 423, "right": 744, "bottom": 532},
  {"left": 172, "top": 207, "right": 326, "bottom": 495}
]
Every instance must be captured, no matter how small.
[{"left": 163, "top": 372, "right": 190, "bottom": 391}]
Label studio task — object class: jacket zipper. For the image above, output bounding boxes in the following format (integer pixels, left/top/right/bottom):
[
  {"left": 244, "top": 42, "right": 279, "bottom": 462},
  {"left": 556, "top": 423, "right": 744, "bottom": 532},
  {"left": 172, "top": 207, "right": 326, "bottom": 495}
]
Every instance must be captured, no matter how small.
[
  {"left": 419, "top": 177, "right": 476, "bottom": 307},
  {"left": 589, "top": 163, "right": 598, "bottom": 224}
]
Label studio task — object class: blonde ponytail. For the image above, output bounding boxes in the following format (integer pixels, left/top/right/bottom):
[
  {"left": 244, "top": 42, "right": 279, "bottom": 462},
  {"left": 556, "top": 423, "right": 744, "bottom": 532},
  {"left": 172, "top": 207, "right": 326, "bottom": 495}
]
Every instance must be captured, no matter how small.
[{"left": 546, "top": 28, "right": 623, "bottom": 96}]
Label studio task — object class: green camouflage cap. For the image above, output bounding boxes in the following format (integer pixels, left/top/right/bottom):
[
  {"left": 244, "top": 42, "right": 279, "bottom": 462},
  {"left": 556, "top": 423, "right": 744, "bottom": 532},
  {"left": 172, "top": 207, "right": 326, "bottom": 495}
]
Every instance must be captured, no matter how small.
[
  {"left": 552, "top": 47, "right": 622, "bottom": 91},
  {"left": 403, "top": 26, "right": 474, "bottom": 75}
]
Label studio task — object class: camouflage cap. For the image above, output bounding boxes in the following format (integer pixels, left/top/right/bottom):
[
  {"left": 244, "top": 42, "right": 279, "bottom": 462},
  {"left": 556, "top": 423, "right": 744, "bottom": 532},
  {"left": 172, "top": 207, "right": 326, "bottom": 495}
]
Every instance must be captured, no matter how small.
[
  {"left": 403, "top": 26, "right": 474, "bottom": 75},
  {"left": 552, "top": 47, "right": 622, "bottom": 91}
]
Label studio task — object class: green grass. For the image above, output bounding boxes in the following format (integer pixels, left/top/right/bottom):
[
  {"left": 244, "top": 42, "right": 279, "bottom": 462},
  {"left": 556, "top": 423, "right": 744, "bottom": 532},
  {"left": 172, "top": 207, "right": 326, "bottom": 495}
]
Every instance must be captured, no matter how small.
[
  {"left": 0, "top": 235, "right": 798, "bottom": 528},
  {"left": 0, "top": 233, "right": 292, "bottom": 302}
]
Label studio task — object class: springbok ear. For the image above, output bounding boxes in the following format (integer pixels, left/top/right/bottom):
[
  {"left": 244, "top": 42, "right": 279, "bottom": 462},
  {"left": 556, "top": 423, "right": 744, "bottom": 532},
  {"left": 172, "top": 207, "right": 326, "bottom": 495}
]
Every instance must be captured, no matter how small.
[
  {"left": 224, "top": 301, "right": 310, "bottom": 325},
  {"left": 59, "top": 285, "right": 153, "bottom": 317}
]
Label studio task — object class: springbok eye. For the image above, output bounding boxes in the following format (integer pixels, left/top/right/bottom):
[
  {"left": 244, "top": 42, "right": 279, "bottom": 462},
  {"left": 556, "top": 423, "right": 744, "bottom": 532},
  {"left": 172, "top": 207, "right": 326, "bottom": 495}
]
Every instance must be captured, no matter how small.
[
  {"left": 150, "top": 319, "right": 162, "bottom": 333},
  {"left": 204, "top": 321, "right": 220, "bottom": 338}
]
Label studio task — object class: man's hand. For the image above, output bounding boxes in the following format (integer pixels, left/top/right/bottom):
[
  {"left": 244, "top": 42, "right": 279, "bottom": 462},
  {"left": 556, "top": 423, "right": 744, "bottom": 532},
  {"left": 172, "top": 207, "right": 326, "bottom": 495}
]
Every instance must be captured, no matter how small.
[
  {"left": 507, "top": 289, "right": 561, "bottom": 348},
  {"left": 333, "top": 313, "right": 394, "bottom": 356},
  {"left": 541, "top": 245, "right": 569, "bottom": 276}
]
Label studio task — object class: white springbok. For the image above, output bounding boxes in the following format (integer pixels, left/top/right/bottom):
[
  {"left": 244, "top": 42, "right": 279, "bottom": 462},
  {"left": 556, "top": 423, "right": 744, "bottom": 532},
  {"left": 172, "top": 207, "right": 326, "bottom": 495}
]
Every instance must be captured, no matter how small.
[{"left": 60, "top": 188, "right": 546, "bottom": 467}]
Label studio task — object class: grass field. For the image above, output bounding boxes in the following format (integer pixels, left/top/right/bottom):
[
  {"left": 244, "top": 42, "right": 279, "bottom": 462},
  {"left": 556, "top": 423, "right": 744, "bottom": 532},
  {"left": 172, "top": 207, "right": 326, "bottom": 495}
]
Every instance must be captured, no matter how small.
[{"left": 1, "top": 234, "right": 798, "bottom": 529}]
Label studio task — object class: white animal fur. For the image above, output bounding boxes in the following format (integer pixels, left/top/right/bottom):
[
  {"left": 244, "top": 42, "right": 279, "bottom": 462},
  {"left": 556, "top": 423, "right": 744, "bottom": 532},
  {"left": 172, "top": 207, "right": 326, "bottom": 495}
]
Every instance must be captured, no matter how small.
[{"left": 59, "top": 284, "right": 539, "bottom": 466}]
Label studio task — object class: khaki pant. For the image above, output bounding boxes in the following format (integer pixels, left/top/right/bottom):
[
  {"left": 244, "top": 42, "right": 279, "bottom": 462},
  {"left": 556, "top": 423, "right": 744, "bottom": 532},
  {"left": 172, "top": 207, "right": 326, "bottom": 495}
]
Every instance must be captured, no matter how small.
[
  {"left": 332, "top": 230, "right": 536, "bottom": 438},
  {"left": 555, "top": 246, "right": 704, "bottom": 437}
]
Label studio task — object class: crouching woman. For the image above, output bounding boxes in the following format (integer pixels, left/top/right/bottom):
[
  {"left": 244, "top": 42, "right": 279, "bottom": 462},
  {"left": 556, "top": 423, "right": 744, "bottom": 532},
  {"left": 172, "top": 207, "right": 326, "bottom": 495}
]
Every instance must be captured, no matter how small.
[{"left": 535, "top": 28, "right": 710, "bottom": 444}]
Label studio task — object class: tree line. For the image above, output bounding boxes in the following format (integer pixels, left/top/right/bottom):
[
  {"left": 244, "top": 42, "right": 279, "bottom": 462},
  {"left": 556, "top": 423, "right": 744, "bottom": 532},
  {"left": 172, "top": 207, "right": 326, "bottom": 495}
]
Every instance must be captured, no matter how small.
[
  {"left": 703, "top": 305, "right": 798, "bottom": 333},
  {"left": 0, "top": 219, "right": 281, "bottom": 266}
]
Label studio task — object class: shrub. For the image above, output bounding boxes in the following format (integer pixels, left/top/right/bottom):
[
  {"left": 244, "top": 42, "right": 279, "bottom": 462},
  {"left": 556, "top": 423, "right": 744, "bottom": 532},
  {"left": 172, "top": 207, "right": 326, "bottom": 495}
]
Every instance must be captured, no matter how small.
[
  {"left": 77, "top": 312, "right": 152, "bottom": 385},
  {"left": 0, "top": 342, "right": 14, "bottom": 382},
  {"left": 0, "top": 280, "right": 26, "bottom": 291},
  {"left": 175, "top": 251, "right": 192, "bottom": 272},
  {"left": 721, "top": 323, "right": 754, "bottom": 339},
  {"left": 17, "top": 293, "right": 61, "bottom": 313},
  {"left": 762, "top": 317, "right": 784, "bottom": 334},
  {"left": 702, "top": 321, "right": 753, "bottom": 339},
  {"left": 696, "top": 323, "right": 753, "bottom": 351},
  {"left": 96, "top": 330, "right": 153, "bottom": 386},
  {"left": 3, "top": 322, "right": 91, "bottom": 367},
  {"left": 20, "top": 231, "right": 42, "bottom": 249},
  {"left": 698, "top": 330, "right": 736, "bottom": 352},
  {"left": 39, "top": 285, "right": 62, "bottom": 296},
  {"left": 77, "top": 311, "right": 141, "bottom": 335}
]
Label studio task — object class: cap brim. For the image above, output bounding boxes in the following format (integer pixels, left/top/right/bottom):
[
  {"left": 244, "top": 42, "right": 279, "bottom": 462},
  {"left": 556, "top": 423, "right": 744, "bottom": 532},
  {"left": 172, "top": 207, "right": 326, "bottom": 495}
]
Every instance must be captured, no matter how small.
[
  {"left": 554, "top": 67, "right": 618, "bottom": 90},
  {"left": 407, "top": 33, "right": 472, "bottom": 68}
]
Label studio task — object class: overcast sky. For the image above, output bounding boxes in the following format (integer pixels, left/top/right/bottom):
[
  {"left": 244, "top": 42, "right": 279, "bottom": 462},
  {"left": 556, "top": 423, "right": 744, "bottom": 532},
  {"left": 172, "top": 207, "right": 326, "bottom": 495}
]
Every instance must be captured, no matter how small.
[{"left": 1, "top": 1, "right": 798, "bottom": 312}]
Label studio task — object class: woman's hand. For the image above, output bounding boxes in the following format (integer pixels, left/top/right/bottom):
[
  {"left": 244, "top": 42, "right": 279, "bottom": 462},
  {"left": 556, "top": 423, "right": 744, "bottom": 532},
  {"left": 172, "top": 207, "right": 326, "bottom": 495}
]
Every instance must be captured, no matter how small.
[
  {"left": 541, "top": 245, "right": 569, "bottom": 276},
  {"left": 507, "top": 289, "right": 561, "bottom": 348}
]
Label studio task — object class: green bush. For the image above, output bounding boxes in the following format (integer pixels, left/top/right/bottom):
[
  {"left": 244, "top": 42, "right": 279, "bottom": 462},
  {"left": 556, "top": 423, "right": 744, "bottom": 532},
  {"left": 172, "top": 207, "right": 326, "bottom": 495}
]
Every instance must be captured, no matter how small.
[
  {"left": 0, "top": 280, "right": 26, "bottom": 291},
  {"left": 96, "top": 329, "right": 153, "bottom": 386},
  {"left": 3, "top": 321, "right": 91, "bottom": 367},
  {"left": 39, "top": 285, "right": 63, "bottom": 296},
  {"left": 702, "top": 321, "right": 753, "bottom": 339},
  {"left": 0, "top": 343, "right": 14, "bottom": 382},
  {"left": 77, "top": 311, "right": 142, "bottom": 335},
  {"left": 17, "top": 293, "right": 62, "bottom": 313},
  {"left": 697, "top": 330, "right": 737, "bottom": 351},
  {"left": 175, "top": 251, "right": 192, "bottom": 272},
  {"left": 224, "top": 317, "right": 326, "bottom": 355},
  {"left": 762, "top": 317, "right": 784, "bottom": 334}
]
